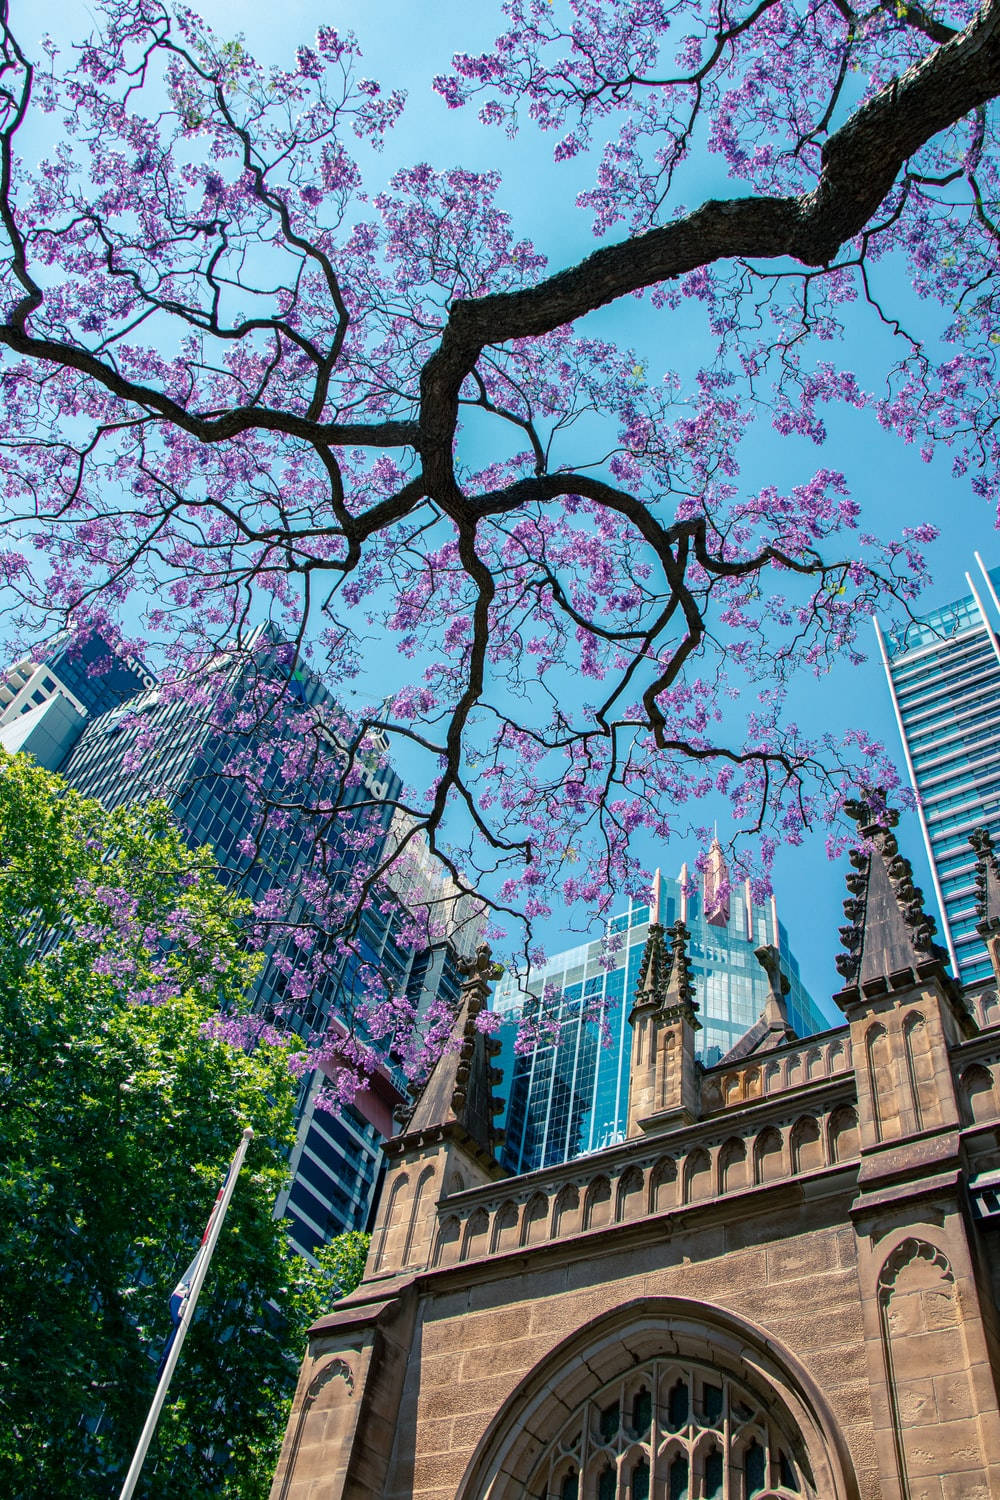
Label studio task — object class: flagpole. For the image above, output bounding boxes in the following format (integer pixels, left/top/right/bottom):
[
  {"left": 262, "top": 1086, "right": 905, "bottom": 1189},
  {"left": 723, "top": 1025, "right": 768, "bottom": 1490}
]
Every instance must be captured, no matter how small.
[{"left": 118, "top": 1127, "right": 254, "bottom": 1500}]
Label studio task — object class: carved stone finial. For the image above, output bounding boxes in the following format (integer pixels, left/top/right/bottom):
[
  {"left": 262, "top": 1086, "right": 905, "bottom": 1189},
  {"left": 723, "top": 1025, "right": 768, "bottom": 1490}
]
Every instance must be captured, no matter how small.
[
  {"left": 971, "top": 830, "right": 1000, "bottom": 929},
  {"left": 754, "top": 943, "right": 797, "bottom": 1037},
  {"left": 717, "top": 944, "right": 796, "bottom": 1064},
  {"left": 970, "top": 829, "right": 1000, "bottom": 988},
  {"left": 834, "top": 792, "right": 953, "bottom": 1005},
  {"left": 843, "top": 791, "right": 899, "bottom": 835},
  {"left": 457, "top": 940, "right": 496, "bottom": 984},
  {"left": 632, "top": 921, "right": 670, "bottom": 1013}
]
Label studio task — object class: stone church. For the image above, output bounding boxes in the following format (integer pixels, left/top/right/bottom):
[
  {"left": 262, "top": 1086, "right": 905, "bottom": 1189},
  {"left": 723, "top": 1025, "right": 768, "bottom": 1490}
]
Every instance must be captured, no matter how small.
[{"left": 270, "top": 803, "right": 1000, "bottom": 1500}]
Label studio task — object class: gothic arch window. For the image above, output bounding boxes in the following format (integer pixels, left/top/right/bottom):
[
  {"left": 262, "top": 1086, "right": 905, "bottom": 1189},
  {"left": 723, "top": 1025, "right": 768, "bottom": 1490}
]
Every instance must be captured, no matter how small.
[
  {"left": 462, "top": 1206, "right": 490, "bottom": 1261},
  {"left": 432, "top": 1213, "right": 462, "bottom": 1268},
  {"left": 584, "top": 1177, "right": 613, "bottom": 1230},
  {"left": 650, "top": 1157, "right": 677, "bottom": 1213},
  {"left": 959, "top": 1063, "right": 996, "bottom": 1124},
  {"left": 371, "top": 1170, "right": 409, "bottom": 1273},
  {"left": 828, "top": 1105, "right": 859, "bottom": 1164},
  {"left": 616, "top": 1167, "right": 644, "bottom": 1223},
  {"left": 753, "top": 1127, "right": 784, "bottom": 1185},
  {"left": 979, "top": 988, "right": 1000, "bottom": 1028},
  {"left": 684, "top": 1148, "right": 712, "bottom": 1203},
  {"left": 790, "top": 1116, "right": 822, "bottom": 1174},
  {"left": 459, "top": 1301, "right": 855, "bottom": 1500},
  {"left": 902, "top": 1012, "right": 932, "bottom": 1130},
  {"left": 491, "top": 1200, "right": 520, "bottom": 1254},
  {"left": 865, "top": 1023, "right": 892, "bottom": 1141},
  {"left": 526, "top": 1357, "right": 813, "bottom": 1498},
  {"left": 522, "top": 1193, "right": 549, "bottom": 1247}
]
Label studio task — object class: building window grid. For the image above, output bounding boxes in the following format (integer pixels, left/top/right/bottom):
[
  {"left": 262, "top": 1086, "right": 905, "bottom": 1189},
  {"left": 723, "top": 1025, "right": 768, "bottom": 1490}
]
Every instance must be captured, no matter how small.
[
  {"left": 910, "top": 701, "right": 1000, "bottom": 747},
  {"left": 897, "top": 674, "right": 1000, "bottom": 735},
  {"left": 500, "top": 882, "right": 824, "bottom": 1172},
  {"left": 894, "top": 651, "right": 999, "bottom": 713}
]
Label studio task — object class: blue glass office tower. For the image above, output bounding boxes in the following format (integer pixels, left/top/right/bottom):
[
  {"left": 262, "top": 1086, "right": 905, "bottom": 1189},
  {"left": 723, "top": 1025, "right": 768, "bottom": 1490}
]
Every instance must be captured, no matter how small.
[
  {"left": 495, "top": 860, "right": 825, "bottom": 1174},
  {"left": 52, "top": 627, "right": 480, "bottom": 1255},
  {"left": 875, "top": 553, "right": 1000, "bottom": 988}
]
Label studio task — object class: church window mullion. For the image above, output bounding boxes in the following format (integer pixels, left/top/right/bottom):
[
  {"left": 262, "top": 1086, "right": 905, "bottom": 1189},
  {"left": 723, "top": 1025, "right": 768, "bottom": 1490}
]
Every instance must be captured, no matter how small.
[{"left": 649, "top": 1359, "right": 662, "bottom": 1497}]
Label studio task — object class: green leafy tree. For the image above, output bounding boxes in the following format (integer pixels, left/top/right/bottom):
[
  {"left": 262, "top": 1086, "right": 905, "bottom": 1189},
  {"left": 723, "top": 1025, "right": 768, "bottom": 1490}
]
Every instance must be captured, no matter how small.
[
  {"left": 285, "top": 1231, "right": 371, "bottom": 1340},
  {"left": 0, "top": 750, "right": 303, "bottom": 1498}
]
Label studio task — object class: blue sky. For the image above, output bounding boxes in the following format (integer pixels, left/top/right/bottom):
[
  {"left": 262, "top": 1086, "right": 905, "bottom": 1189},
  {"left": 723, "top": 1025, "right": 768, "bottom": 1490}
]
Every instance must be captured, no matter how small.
[{"left": 22, "top": 0, "right": 1000, "bottom": 1017}]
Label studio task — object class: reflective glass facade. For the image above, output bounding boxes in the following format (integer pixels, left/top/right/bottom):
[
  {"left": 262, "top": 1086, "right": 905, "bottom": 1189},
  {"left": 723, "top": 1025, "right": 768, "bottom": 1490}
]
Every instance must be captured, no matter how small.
[
  {"left": 876, "top": 556, "right": 1000, "bottom": 988},
  {"left": 495, "top": 873, "right": 824, "bottom": 1174}
]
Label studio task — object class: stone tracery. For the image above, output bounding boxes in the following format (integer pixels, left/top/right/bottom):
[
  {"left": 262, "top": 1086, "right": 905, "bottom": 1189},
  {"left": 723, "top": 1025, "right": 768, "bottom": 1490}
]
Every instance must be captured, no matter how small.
[{"left": 535, "top": 1358, "right": 813, "bottom": 1500}]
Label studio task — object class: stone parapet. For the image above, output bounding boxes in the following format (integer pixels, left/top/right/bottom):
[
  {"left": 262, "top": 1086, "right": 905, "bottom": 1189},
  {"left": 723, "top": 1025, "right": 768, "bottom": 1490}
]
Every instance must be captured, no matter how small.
[
  {"left": 700, "top": 1024, "right": 852, "bottom": 1112},
  {"left": 429, "top": 1073, "right": 864, "bottom": 1271}
]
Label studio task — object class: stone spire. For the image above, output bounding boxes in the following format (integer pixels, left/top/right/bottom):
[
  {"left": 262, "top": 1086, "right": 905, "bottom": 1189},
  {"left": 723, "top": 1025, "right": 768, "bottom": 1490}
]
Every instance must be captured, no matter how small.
[
  {"left": 661, "top": 920, "right": 699, "bottom": 1025},
  {"left": 391, "top": 942, "right": 505, "bottom": 1175},
  {"left": 971, "top": 828, "right": 1000, "bottom": 985},
  {"left": 834, "top": 796, "right": 956, "bottom": 1006},
  {"left": 630, "top": 917, "right": 698, "bottom": 1025},
  {"left": 632, "top": 918, "right": 671, "bottom": 1014}
]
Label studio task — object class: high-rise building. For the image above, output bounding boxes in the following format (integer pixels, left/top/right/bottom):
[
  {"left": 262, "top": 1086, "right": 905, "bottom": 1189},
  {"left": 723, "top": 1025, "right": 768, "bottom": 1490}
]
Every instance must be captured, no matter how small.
[
  {"left": 494, "top": 846, "right": 826, "bottom": 1174},
  {"left": 15, "top": 625, "right": 482, "bottom": 1256},
  {"left": 875, "top": 552, "right": 1000, "bottom": 988},
  {"left": 0, "top": 627, "right": 154, "bottom": 769},
  {"left": 0, "top": 626, "right": 154, "bottom": 726}
]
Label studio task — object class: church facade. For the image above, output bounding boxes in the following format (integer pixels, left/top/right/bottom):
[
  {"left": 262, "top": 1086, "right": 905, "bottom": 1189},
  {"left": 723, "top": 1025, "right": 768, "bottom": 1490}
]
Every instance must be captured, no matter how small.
[{"left": 270, "top": 805, "right": 1000, "bottom": 1500}]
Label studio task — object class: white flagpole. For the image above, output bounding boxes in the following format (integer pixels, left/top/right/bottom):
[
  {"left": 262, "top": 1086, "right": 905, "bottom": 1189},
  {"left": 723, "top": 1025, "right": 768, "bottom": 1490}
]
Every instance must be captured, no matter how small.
[{"left": 118, "top": 1127, "right": 254, "bottom": 1500}]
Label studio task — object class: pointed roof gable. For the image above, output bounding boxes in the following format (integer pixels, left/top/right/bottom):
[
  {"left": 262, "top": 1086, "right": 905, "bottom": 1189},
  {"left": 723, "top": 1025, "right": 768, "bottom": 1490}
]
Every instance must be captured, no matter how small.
[
  {"left": 391, "top": 942, "right": 505, "bottom": 1175},
  {"left": 718, "top": 943, "right": 797, "bottom": 1064},
  {"left": 834, "top": 795, "right": 956, "bottom": 1006}
]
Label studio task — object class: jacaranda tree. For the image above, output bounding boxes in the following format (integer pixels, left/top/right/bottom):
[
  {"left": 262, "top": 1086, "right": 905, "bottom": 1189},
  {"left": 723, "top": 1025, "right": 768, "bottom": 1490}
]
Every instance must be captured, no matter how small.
[
  {"left": 0, "top": 750, "right": 301, "bottom": 1498},
  {"left": 0, "top": 0, "right": 998, "bottom": 1073}
]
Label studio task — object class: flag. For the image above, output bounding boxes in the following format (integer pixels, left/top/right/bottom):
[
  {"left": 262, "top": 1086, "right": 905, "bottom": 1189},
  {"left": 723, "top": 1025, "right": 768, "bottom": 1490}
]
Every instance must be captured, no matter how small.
[
  {"left": 158, "top": 1149, "right": 241, "bottom": 1370},
  {"left": 168, "top": 1245, "right": 206, "bottom": 1329}
]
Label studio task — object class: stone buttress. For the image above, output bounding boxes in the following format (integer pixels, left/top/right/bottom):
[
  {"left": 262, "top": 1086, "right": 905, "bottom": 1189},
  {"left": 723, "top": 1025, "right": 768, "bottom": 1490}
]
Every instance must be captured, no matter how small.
[
  {"left": 834, "top": 800, "right": 1000, "bottom": 1500},
  {"left": 626, "top": 917, "right": 701, "bottom": 1135},
  {"left": 269, "top": 945, "right": 505, "bottom": 1500}
]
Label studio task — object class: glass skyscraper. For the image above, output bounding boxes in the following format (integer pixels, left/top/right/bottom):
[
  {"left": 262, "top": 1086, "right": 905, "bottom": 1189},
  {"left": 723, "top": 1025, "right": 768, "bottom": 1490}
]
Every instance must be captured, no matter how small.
[
  {"left": 495, "top": 856, "right": 825, "bottom": 1174},
  {"left": 875, "top": 553, "right": 1000, "bottom": 988}
]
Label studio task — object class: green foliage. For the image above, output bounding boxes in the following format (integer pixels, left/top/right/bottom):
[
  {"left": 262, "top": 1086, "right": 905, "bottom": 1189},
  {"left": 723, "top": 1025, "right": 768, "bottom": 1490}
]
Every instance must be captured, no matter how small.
[
  {"left": 0, "top": 751, "right": 305, "bottom": 1498},
  {"left": 285, "top": 1231, "right": 371, "bottom": 1341}
]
